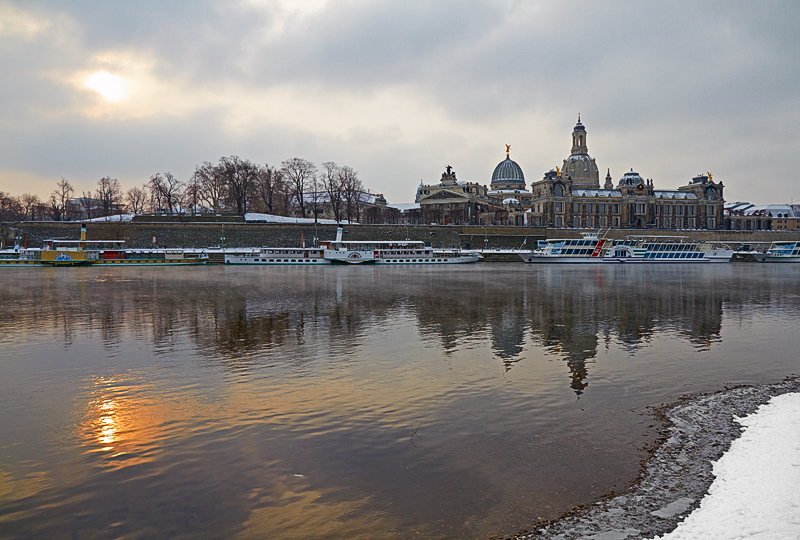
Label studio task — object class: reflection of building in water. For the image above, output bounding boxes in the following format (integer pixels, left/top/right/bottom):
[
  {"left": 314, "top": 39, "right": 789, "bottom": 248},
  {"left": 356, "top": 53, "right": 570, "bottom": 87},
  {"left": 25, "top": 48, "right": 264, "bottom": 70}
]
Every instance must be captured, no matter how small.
[
  {"left": 525, "top": 267, "right": 725, "bottom": 394},
  {"left": 490, "top": 309, "right": 527, "bottom": 369}
]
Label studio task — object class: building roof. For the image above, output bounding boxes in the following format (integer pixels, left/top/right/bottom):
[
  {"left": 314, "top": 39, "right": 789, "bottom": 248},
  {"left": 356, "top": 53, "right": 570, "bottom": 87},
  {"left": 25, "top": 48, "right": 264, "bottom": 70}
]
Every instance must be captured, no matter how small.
[
  {"left": 491, "top": 157, "right": 525, "bottom": 187},
  {"left": 573, "top": 189, "right": 622, "bottom": 197},
  {"left": 653, "top": 191, "right": 697, "bottom": 200}
]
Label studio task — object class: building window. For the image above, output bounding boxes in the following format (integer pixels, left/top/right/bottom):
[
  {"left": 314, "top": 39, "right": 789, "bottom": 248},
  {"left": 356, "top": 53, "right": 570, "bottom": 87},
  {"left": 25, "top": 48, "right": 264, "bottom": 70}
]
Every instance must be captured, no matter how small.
[
  {"left": 676, "top": 218, "right": 682, "bottom": 228},
  {"left": 554, "top": 185, "right": 564, "bottom": 197},
  {"left": 555, "top": 202, "right": 563, "bottom": 213},
  {"left": 708, "top": 218, "right": 715, "bottom": 229},
  {"left": 612, "top": 217, "right": 619, "bottom": 227},
  {"left": 676, "top": 205, "right": 683, "bottom": 215},
  {"left": 688, "top": 205, "right": 695, "bottom": 215},
  {"left": 612, "top": 204, "right": 619, "bottom": 213},
  {"left": 600, "top": 203, "right": 606, "bottom": 213},
  {"left": 635, "top": 203, "right": 645, "bottom": 214},
  {"left": 663, "top": 205, "right": 671, "bottom": 215},
  {"left": 600, "top": 217, "right": 606, "bottom": 227},
  {"left": 588, "top": 216, "right": 594, "bottom": 227},
  {"left": 688, "top": 218, "right": 695, "bottom": 228},
  {"left": 587, "top": 203, "right": 594, "bottom": 213},
  {"left": 574, "top": 216, "right": 580, "bottom": 227},
  {"left": 707, "top": 205, "right": 715, "bottom": 216},
  {"left": 556, "top": 216, "right": 563, "bottom": 227},
  {"left": 573, "top": 202, "right": 580, "bottom": 213}
]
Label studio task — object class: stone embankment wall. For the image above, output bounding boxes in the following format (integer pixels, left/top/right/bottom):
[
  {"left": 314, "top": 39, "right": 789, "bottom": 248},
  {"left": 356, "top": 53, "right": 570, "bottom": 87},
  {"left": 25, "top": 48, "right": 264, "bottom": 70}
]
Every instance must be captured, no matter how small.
[{"left": 3, "top": 221, "right": 799, "bottom": 252}]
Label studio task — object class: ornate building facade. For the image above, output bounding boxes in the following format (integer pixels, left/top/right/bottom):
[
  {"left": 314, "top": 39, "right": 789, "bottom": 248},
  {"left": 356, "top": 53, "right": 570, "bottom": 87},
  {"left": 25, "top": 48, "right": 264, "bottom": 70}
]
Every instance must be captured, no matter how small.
[
  {"left": 416, "top": 150, "right": 534, "bottom": 225},
  {"left": 416, "top": 165, "right": 496, "bottom": 225},
  {"left": 527, "top": 118, "right": 725, "bottom": 229}
]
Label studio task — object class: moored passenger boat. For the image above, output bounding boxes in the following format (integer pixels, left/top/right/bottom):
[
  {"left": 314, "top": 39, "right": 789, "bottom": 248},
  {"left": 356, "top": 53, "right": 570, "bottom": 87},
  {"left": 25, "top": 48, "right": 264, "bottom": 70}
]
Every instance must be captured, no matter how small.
[
  {"left": 761, "top": 241, "right": 800, "bottom": 263},
  {"left": 321, "top": 227, "right": 480, "bottom": 264},
  {"left": 519, "top": 232, "right": 727, "bottom": 263},
  {"left": 518, "top": 232, "right": 611, "bottom": 263},
  {"left": 0, "top": 248, "right": 43, "bottom": 266},
  {"left": 224, "top": 227, "right": 481, "bottom": 265},
  {"left": 39, "top": 224, "right": 208, "bottom": 266},
  {"left": 225, "top": 247, "right": 330, "bottom": 265},
  {"left": 604, "top": 236, "right": 716, "bottom": 263}
]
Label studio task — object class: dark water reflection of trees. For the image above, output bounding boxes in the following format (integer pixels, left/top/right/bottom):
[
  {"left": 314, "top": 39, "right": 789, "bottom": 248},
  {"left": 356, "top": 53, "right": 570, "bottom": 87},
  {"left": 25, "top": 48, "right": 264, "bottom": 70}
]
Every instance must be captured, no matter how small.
[{"left": 2, "top": 266, "right": 798, "bottom": 395}]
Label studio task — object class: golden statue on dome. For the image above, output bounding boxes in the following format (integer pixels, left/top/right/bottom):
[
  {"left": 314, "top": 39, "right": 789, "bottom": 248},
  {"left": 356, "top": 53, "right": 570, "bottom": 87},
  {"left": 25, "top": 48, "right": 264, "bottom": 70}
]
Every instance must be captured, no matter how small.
[{"left": 505, "top": 144, "right": 511, "bottom": 157}]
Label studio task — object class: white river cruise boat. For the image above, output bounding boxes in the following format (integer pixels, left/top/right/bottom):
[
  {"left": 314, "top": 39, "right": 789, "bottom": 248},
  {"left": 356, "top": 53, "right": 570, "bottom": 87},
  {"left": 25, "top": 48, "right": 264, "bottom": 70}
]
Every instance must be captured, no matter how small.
[
  {"left": 761, "top": 241, "right": 800, "bottom": 263},
  {"left": 519, "top": 232, "right": 731, "bottom": 263},
  {"left": 225, "top": 228, "right": 481, "bottom": 265}
]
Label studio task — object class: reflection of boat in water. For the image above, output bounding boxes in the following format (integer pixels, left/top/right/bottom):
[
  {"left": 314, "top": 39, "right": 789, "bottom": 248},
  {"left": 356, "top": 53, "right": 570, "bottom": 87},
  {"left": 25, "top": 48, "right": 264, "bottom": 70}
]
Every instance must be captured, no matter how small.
[
  {"left": 225, "top": 228, "right": 481, "bottom": 265},
  {"left": 519, "top": 232, "right": 731, "bottom": 263},
  {"left": 36, "top": 224, "right": 208, "bottom": 266},
  {"left": 761, "top": 241, "right": 800, "bottom": 263}
]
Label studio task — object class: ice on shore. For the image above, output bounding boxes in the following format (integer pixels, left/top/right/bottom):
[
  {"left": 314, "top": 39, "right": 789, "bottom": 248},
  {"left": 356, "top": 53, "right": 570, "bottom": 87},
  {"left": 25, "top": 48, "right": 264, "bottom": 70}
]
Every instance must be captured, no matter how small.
[{"left": 655, "top": 391, "right": 800, "bottom": 539}]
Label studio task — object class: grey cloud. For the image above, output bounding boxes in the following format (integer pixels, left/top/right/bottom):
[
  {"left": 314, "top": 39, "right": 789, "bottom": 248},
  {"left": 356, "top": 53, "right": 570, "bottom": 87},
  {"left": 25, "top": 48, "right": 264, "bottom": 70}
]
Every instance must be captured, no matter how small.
[{"left": 2, "top": 0, "right": 800, "bottom": 204}]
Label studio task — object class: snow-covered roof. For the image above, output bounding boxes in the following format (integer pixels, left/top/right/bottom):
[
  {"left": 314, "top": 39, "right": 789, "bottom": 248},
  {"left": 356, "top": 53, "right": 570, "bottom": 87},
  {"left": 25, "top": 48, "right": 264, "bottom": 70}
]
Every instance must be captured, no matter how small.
[
  {"left": 388, "top": 203, "right": 420, "bottom": 211},
  {"left": 573, "top": 189, "right": 622, "bottom": 197},
  {"left": 87, "top": 214, "right": 134, "bottom": 222},
  {"left": 244, "top": 213, "right": 352, "bottom": 224},
  {"left": 488, "top": 189, "right": 532, "bottom": 196},
  {"left": 725, "top": 201, "right": 753, "bottom": 211},
  {"left": 653, "top": 191, "right": 697, "bottom": 200},
  {"left": 740, "top": 205, "right": 797, "bottom": 217}
]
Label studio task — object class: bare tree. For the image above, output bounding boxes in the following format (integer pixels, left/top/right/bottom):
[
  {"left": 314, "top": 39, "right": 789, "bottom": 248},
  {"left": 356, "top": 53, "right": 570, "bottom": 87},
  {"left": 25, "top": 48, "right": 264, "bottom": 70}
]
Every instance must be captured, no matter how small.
[
  {"left": 339, "top": 166, "right": 365, "bottom": 223},
  {"left": 148, "top": 172, "right": 184, "bottom": 213},
  {"left": 220, "top": 156, "right": 258, "bottom": 214},
  {"left": 281, "top": 158, "right": 316, "bottom": 218},
  {"left": 307, "top": 172, "right": 324, "bottom": 223},
  {"left": 20, "top": 193, "right": 41, "bottom": 221},
  {"left": 49, "top": 177, "right": 74, "bottom": 221},
  {"left": 321, "top": 162, "right": 343, "bottom": 223},
  {"left": 192, "top": 161, "right": 227, "bottom": 213},
  {"left": 96, "top": 176, "right": 123, "bottom": 216},
  {"left": 126, "top": 186, "right": 148, "bottom": 215},
  {"left": 80, "top": 191, "right": 97, "bottom": 219},
  {"left": 253, "top": 164, "right": 285, "bottom": 215},
  {"left": 0, "top": 191, "right": 23, "bottom": 221}
]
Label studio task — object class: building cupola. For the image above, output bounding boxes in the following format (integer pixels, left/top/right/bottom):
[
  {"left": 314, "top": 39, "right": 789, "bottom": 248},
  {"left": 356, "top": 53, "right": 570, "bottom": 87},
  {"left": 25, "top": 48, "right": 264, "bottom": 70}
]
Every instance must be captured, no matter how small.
[{"left": 562, "top": 115, "right": 600, "bottom": 187}]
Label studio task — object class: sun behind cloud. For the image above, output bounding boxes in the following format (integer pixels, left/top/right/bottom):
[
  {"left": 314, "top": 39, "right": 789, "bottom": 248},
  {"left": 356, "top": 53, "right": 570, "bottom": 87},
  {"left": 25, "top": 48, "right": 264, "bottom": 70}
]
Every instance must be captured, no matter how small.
[{"left": 83, "top": 70, "right": 133, "bottom": 102}]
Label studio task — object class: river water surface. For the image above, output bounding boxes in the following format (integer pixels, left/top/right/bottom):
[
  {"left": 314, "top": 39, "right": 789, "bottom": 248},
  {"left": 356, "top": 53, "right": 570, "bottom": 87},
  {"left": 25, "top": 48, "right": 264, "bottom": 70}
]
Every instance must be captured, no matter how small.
[{"left": 0, "top": 264, "right": 798, "bottom": 539}]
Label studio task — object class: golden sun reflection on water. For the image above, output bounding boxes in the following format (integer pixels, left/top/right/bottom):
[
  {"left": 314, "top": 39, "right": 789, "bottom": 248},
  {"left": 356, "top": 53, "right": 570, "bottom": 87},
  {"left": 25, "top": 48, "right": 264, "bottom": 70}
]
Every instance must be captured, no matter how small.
[{"left": 79, "top": 375, "right": 162, "bottom": 467}]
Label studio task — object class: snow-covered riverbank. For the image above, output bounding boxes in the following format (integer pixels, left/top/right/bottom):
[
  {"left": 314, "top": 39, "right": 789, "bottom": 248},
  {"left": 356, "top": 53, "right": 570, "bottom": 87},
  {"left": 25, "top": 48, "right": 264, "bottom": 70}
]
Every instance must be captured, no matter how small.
[{"left": 517, "top": 377, "right": 800, "bottom": 540}]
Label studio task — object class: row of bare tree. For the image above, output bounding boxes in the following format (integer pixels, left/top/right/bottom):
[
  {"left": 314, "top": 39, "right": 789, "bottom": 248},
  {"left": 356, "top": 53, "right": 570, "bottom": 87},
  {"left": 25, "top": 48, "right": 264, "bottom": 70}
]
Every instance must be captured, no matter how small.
[{"left": 0, "top": 157, "right": 371, "bottom": 223}]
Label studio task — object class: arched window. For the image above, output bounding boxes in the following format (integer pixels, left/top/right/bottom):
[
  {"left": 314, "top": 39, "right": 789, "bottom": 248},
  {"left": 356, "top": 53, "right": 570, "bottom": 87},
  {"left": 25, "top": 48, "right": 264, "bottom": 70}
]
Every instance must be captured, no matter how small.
[{"left": 554, "top": 184, "right": 564, "bottom": 197}]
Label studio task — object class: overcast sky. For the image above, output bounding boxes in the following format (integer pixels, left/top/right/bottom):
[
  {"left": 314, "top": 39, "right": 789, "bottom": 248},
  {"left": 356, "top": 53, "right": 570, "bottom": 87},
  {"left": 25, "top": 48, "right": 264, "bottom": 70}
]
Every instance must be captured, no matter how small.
[{"left": 1, "top": 0, "right": 798, "bottom": 205}]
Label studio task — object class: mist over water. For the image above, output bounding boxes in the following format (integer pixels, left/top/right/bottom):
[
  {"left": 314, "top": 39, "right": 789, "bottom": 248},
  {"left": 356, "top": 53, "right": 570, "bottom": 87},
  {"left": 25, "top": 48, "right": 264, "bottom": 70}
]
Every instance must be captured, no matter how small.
[{"left": 1, "top": 265, "right": 798, "bottom": 539}]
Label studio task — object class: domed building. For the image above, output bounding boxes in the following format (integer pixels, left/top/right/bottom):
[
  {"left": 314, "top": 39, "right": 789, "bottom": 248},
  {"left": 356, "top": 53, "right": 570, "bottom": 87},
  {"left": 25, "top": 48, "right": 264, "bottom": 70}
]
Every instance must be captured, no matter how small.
[
  {"left": 561, "top": 115, "right": 600, "bottom": 188},
  {"left": 490, "top": 149, "right": 526, "bottom": 191},
  {"left": 527, "top": 117, "right": 725, "bottom": 229},
  {"left": 487, "top": 147, "right": 533, "bottom": 226}
]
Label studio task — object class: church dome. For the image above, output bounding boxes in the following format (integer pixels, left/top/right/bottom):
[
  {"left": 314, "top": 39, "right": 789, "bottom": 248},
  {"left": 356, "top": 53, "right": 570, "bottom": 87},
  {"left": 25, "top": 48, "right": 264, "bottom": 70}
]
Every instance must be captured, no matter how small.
[
  {"left": 619, "top": 169, "right": 644, "bottom": 186},
  {"left": 491, "top": 157, "right": 525, "bottom": 189}
]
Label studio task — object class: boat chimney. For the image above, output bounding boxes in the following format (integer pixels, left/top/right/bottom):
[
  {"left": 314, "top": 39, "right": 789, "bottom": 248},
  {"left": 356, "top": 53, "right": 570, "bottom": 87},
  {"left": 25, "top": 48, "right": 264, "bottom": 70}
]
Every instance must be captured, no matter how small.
[
  {"left": 336, "top": 227, "right": 343, "bottom": 243},
  {"left": 80, "top": 223, "right": 87, "bottom": 250}
]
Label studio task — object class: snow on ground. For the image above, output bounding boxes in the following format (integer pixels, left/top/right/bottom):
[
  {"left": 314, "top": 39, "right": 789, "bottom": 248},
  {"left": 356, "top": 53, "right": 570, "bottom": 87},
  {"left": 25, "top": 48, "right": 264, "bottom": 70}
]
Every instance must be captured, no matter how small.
[
  {"left": 654, "top": 391, "right": 800, "bottom": 540},
  {"left": 516, "top": 378, "right": 800, "bottom": 540},
  {"left": 86, "top": 214, "right": 134, "bottom": 222},
  {"left": 244, "top": 213, "right": 350, "bottom": 224}
]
